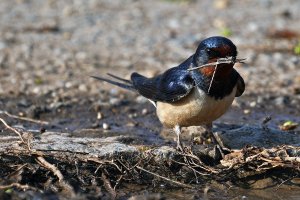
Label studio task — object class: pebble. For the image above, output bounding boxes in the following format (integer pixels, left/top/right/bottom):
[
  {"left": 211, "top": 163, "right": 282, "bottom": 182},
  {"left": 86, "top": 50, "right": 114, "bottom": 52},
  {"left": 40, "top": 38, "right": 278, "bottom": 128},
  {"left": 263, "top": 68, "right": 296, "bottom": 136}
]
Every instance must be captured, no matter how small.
[
  {"left": 78, "top": 84, "right": 87, "bottom": 92},
  {"left": 65, "top": 82, "right": 73, "bottom": 88},
  {"left": 97, "top": 112, "right": 103, "bottom": 119},
  {"left": 247, "top": 22, "right": 259, "bottom": 32},
  {"left": 109, "top": 98, "right": 120, "bottom": 105},
  {"left": 32, "top": 87, "right": 41, "bottom": 94},
  {"left": 109, "top": 88, "right": 119, "bottom": 96},
  {"left": 274, "top": 96, "right": 289, "bottom": 106},
  {"left": 17, "top": 98, "right": 31, "bottom": 107},
  {"left": 243, "top": 109, "right": 251, "bottom": 114},
  {"left": 256, "top": 96, "right": 265, "bottom": 104},
  {"left": 142, "top": 108, "right": 148, "bottom": 115},
  {"left": 214, "top": 0, "right": 229, "bottom": 9},
  {"left": 102, "top": 123, "right": 110, "bottom": 130},
  {"left": 249, "top": 101, "right": 256, "bottom": 107}
]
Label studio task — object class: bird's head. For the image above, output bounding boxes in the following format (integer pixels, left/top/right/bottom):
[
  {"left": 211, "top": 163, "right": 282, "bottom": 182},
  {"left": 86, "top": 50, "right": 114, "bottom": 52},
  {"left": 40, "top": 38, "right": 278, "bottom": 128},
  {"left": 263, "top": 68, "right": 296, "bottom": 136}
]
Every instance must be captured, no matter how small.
[{"left": 191, "top": 36, "right": 239, "bottom": 78}]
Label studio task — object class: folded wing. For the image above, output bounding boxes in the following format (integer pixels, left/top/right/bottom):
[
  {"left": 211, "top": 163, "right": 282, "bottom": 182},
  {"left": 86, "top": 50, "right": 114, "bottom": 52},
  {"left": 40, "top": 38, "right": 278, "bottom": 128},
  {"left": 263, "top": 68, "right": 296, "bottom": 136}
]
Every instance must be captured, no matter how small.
[{"left": 131, "top": 68, "right": 195, "bottom": 103}]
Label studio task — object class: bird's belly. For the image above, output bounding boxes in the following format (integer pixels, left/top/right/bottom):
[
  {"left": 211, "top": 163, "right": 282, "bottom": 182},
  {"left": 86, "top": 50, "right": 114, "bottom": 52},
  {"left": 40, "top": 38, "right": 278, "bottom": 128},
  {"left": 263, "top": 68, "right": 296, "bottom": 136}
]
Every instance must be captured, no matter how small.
[{"left": 156, "top": 87, "right": 236, "bottom": 128}]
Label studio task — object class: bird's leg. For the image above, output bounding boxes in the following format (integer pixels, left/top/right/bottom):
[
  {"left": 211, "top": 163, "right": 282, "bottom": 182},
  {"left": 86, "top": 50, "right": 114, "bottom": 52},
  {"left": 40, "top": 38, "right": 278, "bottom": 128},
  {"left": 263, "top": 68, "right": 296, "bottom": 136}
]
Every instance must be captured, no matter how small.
[
  {"left": 205, "top": 123, "right": 230, "bottom": 155},
  {"left": 205, "top": 123, "right": 222, "bottom": 145},
  {"left": 174, "top": 125, "right": 183, "bottom": 151},
  {"left": 204, "top": 123, "right": 213, "bottom": 142}
]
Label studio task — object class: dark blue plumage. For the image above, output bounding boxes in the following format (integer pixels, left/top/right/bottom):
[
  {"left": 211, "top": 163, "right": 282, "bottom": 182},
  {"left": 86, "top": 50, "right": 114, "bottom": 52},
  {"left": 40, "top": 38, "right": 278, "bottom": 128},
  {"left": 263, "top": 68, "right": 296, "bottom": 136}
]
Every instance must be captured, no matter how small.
[
  {"left": 131, "top": 67, "right": 194, "bottom": 102},
  {"left": 92, "top": 36, "right": 244, "bottom": 102}
]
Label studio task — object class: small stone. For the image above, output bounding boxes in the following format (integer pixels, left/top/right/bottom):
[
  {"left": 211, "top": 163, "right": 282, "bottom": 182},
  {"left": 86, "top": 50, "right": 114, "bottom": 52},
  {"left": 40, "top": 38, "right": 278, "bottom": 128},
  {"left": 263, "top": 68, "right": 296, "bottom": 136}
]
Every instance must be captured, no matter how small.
[
  {"left": 78, "top": 84, "right": 87, "bottom": 92},
  {"left": 244, "top": 109, "right": 251, "bottom": 114},
  {"left": 214, "top": 0, "right": 229, "bottom": 9},
  {"left": 109, "top": 98, "right": 120, "bottom": 105},
  {"left": 126, "top": 122, "right": 136, "bottom": 127},
  {"left": 97, "top": 112, "right": 103, "bottom": 119},
  {"left": 102, "top": 123, "right": 110, "bottom": 130},
  {"left": 249, "top": 177, "right": 274, "bottom": 189},
  {"left": 274, "top": 96, "right": 289, "bottom": 106},
  {"left": 168, "top": 19, "right": 180, "bottom": 29},
  {"left": 65, "top": 82, "right": 72, "bottom": 88},
  {"left": 18, "top": 112, "right": 25, "bottom": 117},
  {"left": 109, "top": 88, "right": 119, "bottom": 96},
  {"left": 142, "top": 108, "right": 148, "bottom": 115},
  {"left": 32, "top": 87, "right": 41, "bottom": 94},
  {"left": 18, "top": 99, "right": 31, "bottom": 107},
  {"left": 249, "top": 101, "right": 256, "bottom": 107},
  {"left": 257, "top": 96, "right": 264, "bottom": 104},
  {"left": 247, "top": 22, "right": 259, "bottom": 32}
]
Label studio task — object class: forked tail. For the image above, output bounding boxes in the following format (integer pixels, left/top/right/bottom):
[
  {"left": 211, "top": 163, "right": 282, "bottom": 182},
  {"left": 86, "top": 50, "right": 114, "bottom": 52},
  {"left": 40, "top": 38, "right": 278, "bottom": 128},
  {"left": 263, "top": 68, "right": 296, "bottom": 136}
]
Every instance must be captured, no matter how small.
[{"left": 91, "top": 74, "right": 135, "bottom": 91}]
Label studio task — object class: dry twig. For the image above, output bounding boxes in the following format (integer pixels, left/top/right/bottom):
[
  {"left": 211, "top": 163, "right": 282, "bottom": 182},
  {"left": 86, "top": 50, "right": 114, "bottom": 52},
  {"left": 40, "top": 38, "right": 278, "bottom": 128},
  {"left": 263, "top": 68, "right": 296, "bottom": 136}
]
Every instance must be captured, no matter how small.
[
  {"left": 36, "top": 156, "right": 75, "bottom": 196},
  {"left": 36, "top": 156, "right": 64, "bottom": 182},
  {"left": 0, "top": 110, "right": 49, "bottom": 125},
  {"left": 136, "top": 165, "right": 193, "bottom": 189},
  {"left": 101, "top": 171, "right": 117, "bottom": 199},
  {"left": 0, "top": 183, "right": 35, "bottom": 191},
  {"left": 0, "top": 117, "right": 26, "bottom": 143},
  {"left": 187, "top": 57, "right": 246, "bottom": 71}
]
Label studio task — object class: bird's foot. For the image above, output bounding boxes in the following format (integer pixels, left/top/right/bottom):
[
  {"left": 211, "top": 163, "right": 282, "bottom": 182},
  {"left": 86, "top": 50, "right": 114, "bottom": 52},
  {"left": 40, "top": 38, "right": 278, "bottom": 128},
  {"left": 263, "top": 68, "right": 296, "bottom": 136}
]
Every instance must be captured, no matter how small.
[
  {"left": 210, "top": 132, "right": 231, "bottom": 156},
  {"left": 176, "top": 139, "right": 184, "bottom": 151},
  {"left": 174, "top": 125, "right": 185, "bottom": 152}
]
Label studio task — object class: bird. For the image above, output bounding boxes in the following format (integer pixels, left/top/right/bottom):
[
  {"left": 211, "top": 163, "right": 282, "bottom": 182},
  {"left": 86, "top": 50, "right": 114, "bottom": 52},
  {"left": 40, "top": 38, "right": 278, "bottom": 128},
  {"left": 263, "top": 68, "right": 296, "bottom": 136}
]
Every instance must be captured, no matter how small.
[{"left": 91, "top": 36, "right": 245, "bottom": 150}]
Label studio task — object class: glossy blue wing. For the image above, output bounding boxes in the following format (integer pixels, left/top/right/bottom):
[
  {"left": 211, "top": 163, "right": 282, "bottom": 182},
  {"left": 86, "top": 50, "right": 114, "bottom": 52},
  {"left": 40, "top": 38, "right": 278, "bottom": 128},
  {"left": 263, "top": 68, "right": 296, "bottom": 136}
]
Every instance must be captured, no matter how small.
[{"left": 131, "top": 68, "right": 194, "bottom": 103}]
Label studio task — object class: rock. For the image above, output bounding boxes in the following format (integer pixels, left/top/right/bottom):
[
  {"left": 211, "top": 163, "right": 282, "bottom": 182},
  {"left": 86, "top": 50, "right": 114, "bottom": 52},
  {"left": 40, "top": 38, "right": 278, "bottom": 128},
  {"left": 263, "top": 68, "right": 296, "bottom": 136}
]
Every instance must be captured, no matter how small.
[
  {"left": 30, "top": 132, "right": 139, "bottom": 158},
  {"left": 97, "top": 143, "right": 138, "bottom": 158},
  {"left": 109, "top": 97, "right": 121, "bottom": 105},
  {"left": 26, "top": 105, "right": 50, "bottom": 119},
  {"left": 274, "top": 96, "right": 290, "bottom": 106},
  {"left": 217, "top": 125, "right": 300, "bottom": 149},
  {"left": 248, "top": 177, "right": 275, "bottom": 189},
  {"left": 142, "top": 108, "right": 148, "bottom": 115},
  {"left": 150, "top": 146, "right": 177, "bottom": 162},
  {"left": 102, "top": 122, "right": 110, "bottom": 130}
]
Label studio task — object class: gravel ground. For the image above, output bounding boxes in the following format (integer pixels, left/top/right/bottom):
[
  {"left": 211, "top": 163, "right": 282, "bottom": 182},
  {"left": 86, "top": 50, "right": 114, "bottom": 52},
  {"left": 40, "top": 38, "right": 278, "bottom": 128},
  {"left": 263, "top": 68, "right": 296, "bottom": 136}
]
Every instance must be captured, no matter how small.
[
  {"left": 0, "top": 0, "right": 299, "bottom": 129},
  {"left": 0, "top": 0, "right": 299, "bottom": 199}
]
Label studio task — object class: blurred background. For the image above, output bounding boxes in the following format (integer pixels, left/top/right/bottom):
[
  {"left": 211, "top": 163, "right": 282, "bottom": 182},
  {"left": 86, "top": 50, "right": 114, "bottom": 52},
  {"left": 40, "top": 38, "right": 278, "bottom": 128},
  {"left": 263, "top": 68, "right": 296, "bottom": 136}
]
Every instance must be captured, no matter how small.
[{"left": 0, "top": 0, "right": 299, "bottom": 132}]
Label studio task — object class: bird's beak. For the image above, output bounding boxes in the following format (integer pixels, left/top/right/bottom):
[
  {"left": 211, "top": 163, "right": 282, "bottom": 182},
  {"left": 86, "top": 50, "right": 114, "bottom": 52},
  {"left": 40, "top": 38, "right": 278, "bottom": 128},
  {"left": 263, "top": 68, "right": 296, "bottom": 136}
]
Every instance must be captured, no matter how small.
[{"left": 187, "top": 57, "right": 246, "bottom": 71}]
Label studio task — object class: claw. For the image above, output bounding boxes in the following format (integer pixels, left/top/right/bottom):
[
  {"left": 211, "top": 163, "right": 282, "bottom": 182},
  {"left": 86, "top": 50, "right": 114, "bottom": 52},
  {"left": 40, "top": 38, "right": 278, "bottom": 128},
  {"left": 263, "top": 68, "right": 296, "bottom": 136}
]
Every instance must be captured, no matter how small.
[{"left": 174, "top": 125, "right": 184, "bottom": 151}]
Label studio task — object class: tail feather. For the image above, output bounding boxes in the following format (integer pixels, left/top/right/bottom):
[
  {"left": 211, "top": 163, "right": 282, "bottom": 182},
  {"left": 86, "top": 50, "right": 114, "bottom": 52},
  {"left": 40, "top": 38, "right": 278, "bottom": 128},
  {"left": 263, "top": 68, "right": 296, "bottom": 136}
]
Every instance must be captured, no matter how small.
[
  {"left": 91, "top": 75, "right": 135, "bottom": 91},
  {"left": 107, "top": 73, "right": 132, "bottom": 84}
]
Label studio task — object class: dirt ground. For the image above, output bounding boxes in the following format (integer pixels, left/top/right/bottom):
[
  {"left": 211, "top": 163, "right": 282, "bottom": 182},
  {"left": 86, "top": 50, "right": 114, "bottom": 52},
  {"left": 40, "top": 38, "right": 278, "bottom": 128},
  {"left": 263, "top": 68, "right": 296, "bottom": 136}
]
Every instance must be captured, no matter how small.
[{"left": 0, "top": 0, "right": 299, "bottom": 199}]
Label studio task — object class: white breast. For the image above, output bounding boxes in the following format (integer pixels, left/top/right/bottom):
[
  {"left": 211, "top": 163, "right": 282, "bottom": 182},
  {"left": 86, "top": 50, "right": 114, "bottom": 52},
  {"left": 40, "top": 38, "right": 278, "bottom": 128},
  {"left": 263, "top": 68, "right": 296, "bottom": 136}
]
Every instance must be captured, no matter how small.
[{"left": 156, "top": 86, "right": 237, "bottom": 128}]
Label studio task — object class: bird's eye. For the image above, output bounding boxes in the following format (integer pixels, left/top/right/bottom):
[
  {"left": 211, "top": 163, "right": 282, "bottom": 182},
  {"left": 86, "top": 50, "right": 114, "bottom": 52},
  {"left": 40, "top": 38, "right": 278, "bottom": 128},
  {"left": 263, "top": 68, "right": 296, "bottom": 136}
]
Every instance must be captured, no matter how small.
[{"left": 206, "top": 48, "right": 219, "bottom": 57}]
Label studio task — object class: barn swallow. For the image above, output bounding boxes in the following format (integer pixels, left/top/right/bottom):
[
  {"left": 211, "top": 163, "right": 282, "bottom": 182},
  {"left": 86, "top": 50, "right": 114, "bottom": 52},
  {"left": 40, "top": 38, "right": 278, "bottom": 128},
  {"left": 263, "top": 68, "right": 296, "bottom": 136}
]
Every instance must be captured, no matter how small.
[{"left": 91, "top": 36, "right": 245, "bottom": 150}]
